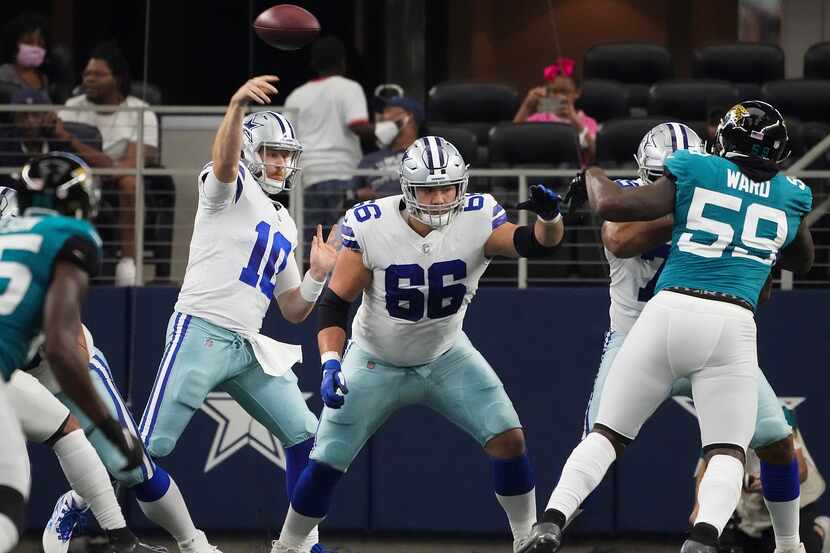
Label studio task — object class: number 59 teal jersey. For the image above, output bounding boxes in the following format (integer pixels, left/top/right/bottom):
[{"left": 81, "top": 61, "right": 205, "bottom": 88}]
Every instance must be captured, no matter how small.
[
  {"left": 656, "top": 149, "right": 812, "bottom": 309},
  {"left": 0, "top": 215, "right": 102, "bottom": 380}
]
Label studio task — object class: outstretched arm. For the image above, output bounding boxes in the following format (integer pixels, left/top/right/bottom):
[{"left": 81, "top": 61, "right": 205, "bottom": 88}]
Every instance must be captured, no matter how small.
[
  {"left": 586, "top": 167, "right": 676, "bottom": 222},
  {"left": 484, "top": 185, "right": 565, "bottom": 258},
  {"left": 276, "top": 225, "right": 339, "bottom": 323},
  {"left": 212, "top": 75, "right": 279, "bottom": 184},
  {"left": 601, "top": 217, "right": 674, "bottom": 258}
]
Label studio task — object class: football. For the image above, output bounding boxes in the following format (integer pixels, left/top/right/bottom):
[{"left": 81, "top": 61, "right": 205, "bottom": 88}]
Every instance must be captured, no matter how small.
[{"left": 253, "top": 4, "right": 320, "bottom": 51}]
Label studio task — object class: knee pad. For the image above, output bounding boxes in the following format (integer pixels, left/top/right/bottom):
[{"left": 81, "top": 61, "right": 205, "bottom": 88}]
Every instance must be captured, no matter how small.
[
  {"left": 309, "top": 435, "right": 356, "bottom": 473},
  {"left": 750, "top": 415, "right": 792, "bottom": 450},
  {"left": 0, "top": 486, "right": 24, "bottom": 534},
  {"left": 145, "top": 435, "right": 175, "bottom": 459}
]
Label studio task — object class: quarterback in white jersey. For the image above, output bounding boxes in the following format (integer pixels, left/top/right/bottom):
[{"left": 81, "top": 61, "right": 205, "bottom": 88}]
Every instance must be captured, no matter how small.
[
  {"left": 271, "top": 136, "right": 565, "bottom": 553},
  {"left": 137, "top": 76, "right": 337, "bottom": 553}
]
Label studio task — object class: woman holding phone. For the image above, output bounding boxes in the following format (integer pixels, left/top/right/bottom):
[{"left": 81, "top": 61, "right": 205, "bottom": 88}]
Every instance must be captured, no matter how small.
[{"left": 513, "top": 57, "right": 598, "bottom": 163}]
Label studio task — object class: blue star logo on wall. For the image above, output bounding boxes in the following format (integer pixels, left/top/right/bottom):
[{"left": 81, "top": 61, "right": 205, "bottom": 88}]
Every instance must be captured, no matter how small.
[
  {"left": 199, "top": 391, "right": 313, "bottom": 473},
  {"left": 242, "top": 115, "right": 264, "bottom": 143}
]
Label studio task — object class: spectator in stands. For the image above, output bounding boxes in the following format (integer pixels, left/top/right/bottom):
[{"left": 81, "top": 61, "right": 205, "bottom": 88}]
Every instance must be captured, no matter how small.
[
  {"left": 691, "top": 406, "right": 828, "bottom": 553},
  {"left": 0, "top": 88, "right": 64, "bottom": 175},
  {"left": 352, "top": 96, "right": 423, "bottom": 201},
  {"left": 513, "top": 57, "right": 598, "bottom": 163},
  {"left": 0, "top": 12, "right": 53, "bottom": 104},
  {"left": 285, "top": 36, "right": 373, "bottom": 251},
  {"left": 59, "top": 42, "right": 159, "bottom": 286}
]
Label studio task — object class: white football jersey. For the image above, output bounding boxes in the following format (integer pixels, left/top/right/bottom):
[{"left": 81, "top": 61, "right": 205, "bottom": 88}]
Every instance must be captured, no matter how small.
[
  {"left": 606, "top": 179, "right": 669, "bottom": 335},
  {"left": 343, "top": 193, "right": 508, "bottom": 367},
  {"left": 175, "top": 163, "right": 300, "bottom": 334}
]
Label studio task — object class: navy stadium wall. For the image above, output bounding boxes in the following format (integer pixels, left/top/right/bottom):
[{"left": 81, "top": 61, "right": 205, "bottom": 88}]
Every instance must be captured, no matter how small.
[{"left": 25, "top": 287, "right": 830, "bottom": 535}]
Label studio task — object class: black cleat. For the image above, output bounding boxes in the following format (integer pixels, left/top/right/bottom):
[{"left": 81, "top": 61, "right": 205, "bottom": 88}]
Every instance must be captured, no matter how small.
[
  {"left": 516, "top": 521, "right": 563, "bottom": 553},
  {"left": 110, "top": 539, "right": 168, "bottom": 553},
  {"left": 680, "top": 539, "right": 718, "bottom": 553}
]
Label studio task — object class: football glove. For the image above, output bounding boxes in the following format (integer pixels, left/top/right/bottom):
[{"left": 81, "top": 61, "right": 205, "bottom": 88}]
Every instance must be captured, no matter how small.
[
  {"left": 562, "top": 170, "right": 588, "bottom": 215},
  {"left": 516, "top": 184, "right": 562, "bottom": 221},
  {"left": 321, "top": 359, "right": 349, "bottom": 409}
]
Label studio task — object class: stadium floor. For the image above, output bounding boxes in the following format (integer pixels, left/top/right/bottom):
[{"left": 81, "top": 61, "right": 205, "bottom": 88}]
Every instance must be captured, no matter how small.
[{"left": 20, "top": 532, "right": 683, "bottom": 553}]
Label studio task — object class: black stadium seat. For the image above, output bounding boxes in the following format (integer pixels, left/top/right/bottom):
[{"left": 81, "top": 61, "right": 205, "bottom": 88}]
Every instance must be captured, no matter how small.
[
  {"left": 428, "top": 82, "right": 519, "bottom": 145},
  {"left": 489, "top": 122, "right": 580, "bottom": 167},
  {"left": 575, "top": 79, "right": 628, "bottom": 123},
  {"left": 804, "top": 42, "right": 830, "bottom": 79},
  {"left": 595, "top": 117, "right": 673, "bottom": 166},
  {"left": 763, "top": 80, "right": 830, "bottom": 124},
  {"left": 648, "top": 80, "right": 740, "bottom": 121},
  {"left": 692, "top": 43, "right": 784, "bottom": 84},
  {"left": 426, "top": 125, "right": 479, "bottom": 166},
  {"left": 584, "top": 43, "right": 673, "bottom": 109}
]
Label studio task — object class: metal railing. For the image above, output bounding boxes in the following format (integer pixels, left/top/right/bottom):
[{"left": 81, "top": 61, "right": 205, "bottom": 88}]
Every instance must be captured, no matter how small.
[{"left": 0, "top": 103, "right": 829, "bottom": 289}]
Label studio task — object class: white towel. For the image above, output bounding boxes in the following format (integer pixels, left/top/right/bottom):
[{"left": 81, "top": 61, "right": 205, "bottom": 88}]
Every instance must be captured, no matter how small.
[{"left": 244, "top": 332, "right": 303, "bottom": 377}]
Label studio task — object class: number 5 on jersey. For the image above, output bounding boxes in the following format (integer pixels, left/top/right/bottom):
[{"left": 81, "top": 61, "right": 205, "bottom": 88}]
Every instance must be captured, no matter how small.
[{"left": 239, "top": 220, "right": 292, "bottom": 298}]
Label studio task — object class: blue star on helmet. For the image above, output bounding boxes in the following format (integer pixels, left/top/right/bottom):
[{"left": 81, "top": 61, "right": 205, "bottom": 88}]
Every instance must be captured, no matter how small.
[{"left": 243, "top": 115, "right": 264, "bottom": 143}]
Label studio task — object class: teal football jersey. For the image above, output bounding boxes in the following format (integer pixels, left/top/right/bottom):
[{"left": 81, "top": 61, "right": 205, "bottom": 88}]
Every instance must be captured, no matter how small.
[
  {"left": 656, "top": 149, "right": 812, "bottom": 309},
  {"left": 0, "top": 215, "right": 102, "bottom": 380}
]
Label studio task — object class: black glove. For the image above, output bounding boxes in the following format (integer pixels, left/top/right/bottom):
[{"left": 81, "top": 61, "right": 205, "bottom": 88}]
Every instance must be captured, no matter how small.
[
  {"left": 561, "top": 170, "right": 588, "bottom": 215},
  {"left": 98, "top": 417, "right": 144, "bottom": 471},
  {"left": 516, "top": 184, "right": 562, "bottom": 221}
]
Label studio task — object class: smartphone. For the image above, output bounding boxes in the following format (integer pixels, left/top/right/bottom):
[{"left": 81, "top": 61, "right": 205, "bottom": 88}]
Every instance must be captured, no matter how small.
[{"left": 538, "top": 95, "right": 563, "bottom": 114}]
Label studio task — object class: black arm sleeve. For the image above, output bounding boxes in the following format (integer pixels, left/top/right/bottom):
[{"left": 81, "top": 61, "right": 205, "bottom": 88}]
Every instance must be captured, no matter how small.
[
  {"left": 317, "top": 287, "right": 351, "bottom": 333},
  {"left": 513, "top": 225, "right": 561, "bottom": 258},
  {"left": 54, "top": 235, "right": 101, "bottom": 278}
]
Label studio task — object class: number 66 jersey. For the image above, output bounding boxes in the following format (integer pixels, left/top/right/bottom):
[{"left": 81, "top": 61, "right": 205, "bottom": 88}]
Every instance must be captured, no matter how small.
[{"left": 343, "top": 193, "right": 508, "bottom": 367}]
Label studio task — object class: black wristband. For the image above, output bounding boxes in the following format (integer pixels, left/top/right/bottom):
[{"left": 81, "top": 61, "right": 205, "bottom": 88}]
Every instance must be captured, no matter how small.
[{"left": 513, "top": 225, "right": 560, "bottom": 258}]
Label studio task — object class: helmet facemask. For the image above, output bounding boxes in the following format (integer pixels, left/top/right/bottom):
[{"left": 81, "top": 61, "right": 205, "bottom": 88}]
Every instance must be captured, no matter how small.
[
  {"left": 241, "top": 111, "right": 304, "bottom": 197},
  {"left": 401, "top": 176, "right": 468, "bottom": 228}
]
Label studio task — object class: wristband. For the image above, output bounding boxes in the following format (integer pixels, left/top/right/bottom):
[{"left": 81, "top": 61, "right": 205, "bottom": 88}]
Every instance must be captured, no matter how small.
[
  {"left": 299, "top": 271, "right": 326, "bottom": 303},
  {"left": 538, "top": 213, "right": 562, "bottom": 225}
]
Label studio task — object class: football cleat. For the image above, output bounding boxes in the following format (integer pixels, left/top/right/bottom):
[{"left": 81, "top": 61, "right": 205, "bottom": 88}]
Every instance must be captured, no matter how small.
[
  {"left": 179, "top": 530, "right": 222, "bottom": 553},
  {"left": 43, "top": 491, "right": 89, "bottom": 553},
  {"left": 774, "top": 543, "right": 807, "bottom": 553},
  {"left": 680, "top": 539, "right": 718, "bottom": 553},
  {"left": 269, "top": 541, "right": 302, "bottom": 553},
  {"left": 516, "top": 521, "right": 562, "bottom": 553}
]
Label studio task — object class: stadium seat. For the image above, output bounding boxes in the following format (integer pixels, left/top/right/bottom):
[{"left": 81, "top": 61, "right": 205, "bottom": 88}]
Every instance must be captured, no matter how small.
[
  {"left": 130, "top": 81, "right": 163, "bottom": 104},
  {"left": 426, "top": 125, "right": 480, "bottom": 166},
  {"left": 583, "top": 43, "right": 673, "bottom": 109},
  {"left": 489, "top": 122, "right": 580, "bottom": 167},
  {"left": 595, "top": 117, "right": 673, "bottom": 167},
  {"left": 692, "top": 43, "right": 784, "bottom": 84},
  {"left": 575, "top": 79, "right": 628, "bottom": 123},
  {"left": 763, "top": 80, "right": 830, "bottom": 124},
  {"left": 733, "top": 83, "right": 763, "bottom": 101},
  {"left": 804, "top": 42, "right": 830, "bottom": 79},
  {"left": 648, "top": 80, "right": 740, "bottom": 121},
  {"left": 801, "top": 121, "right": 830, "bottom": 169},
  {"left": 428, "top": 82, "right": 519, "bottom": 145}
]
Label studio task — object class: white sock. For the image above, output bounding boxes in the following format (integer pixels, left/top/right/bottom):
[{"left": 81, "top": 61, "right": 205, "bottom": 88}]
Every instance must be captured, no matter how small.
[
  {"left": 547, "top": 432, "right": 616, "bottom": 521},
  {"left": 299, "top": 526, "right": 320, "bottom": 552},
  {"left": 765, "top": 497, "right": 801, "bottom": 550},
  {"left": 496, "top": 489, "right": 536, "bottom": 540},
  {"left": 0, "top": 514, "right": 18, "bottom": 553},
  {"left": 694, "top": 454, "right": 744, "bottom": 536},
  {"left": 53, "top": 429, "right": 125, "bottom": 530},
  {"left": 137, "top": 477, "right": 198, "bottom": 544},
  {"left": 279, "top": 507, "right": 322, "bottom": 549}
]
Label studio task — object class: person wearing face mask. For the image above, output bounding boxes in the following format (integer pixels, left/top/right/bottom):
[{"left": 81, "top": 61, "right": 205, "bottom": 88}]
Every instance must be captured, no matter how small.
[
  {"left": 514, "top": 57, "right": 598, "bottom": 164},
  {"left": 0, "top": 12, "right": 52, "bottom": 105},
  {"left": 351, "top": 96, "right": 424, "bottom": 201}
]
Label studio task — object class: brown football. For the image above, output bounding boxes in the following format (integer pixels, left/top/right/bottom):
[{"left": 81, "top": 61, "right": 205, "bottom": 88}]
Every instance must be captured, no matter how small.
[{"left": 253, "top": 4, "right": 320, "bottom": 51}]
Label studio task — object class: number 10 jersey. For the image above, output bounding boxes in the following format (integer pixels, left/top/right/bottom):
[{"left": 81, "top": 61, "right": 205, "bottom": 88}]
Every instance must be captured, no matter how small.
[
  {"left": 342, "top": 193, "right": 508, "bottom": 367},
  {"left": 175, "top": 163, "right": 299, "bottom": 334}
]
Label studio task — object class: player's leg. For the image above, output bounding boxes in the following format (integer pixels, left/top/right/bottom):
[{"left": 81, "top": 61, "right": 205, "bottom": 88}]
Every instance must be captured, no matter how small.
[
  {"left": 583, "top": 330, "right": 626, "bottom": 437},
  {"left": 0, "top": 377, "right": 29, "bottom": 553},
  {"left": 275, "top": 343, "right": 405, "bottom": 552},
  {"left": 686, "top": 300, "right": 758, "bottom": 550},
  {"left": 420, "top": 333, "right": 534, "bottom": 552},
  {"left": 7, "top": 370, "right": 134, "bottom": 553},
  {"left": 525, "top": 298, "right": 674, "bottom": 553}
]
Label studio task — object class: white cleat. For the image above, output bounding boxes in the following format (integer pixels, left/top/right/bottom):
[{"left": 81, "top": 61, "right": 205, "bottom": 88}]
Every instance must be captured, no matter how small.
[
  {"left": 816, "top": 516, "right": 830, "bottom": 553},
  {"left": 269, "top": 540, "right": 302, "bottom": 553},
  {"left": 43, "top": 491, "right": 89, "bottom": 553},
  {"left": 178, "top": 530, "right": 222, "bottom": 553},
  {"left": 774, "top": 544, "right": 807, "bottom": 553},
  {"left": 115, "top": 257, "right": 137, "bottom": 287}
]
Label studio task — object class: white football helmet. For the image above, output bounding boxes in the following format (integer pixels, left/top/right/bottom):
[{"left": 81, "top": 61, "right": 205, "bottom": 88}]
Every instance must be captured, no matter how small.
[
  {"left": 635, "top": 122, "right": 704, "bottom": 184},
  {"left": 241, "top": 111, "right": 303, "bottom": 195},
  {"left": 399, "top": 136, "right": 469, "bottom": 228}
]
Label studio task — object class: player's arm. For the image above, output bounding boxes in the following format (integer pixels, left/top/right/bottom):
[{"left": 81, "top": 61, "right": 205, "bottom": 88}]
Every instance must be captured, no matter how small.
[
  {"left": 44, "top": 260, "right": 143, "bottom": 469},
  {"left": 586, "top": 167, "right": 676, "bottom": 222},
  {"left": 601, "top": 216, "right": 673, "bottom": 259},
  {"left": 484, "top": 185, "right": 565, "bottom": 258},
  {"left": 275, "top": 225, "right": 339, "bottom": 323},
  {"left": 316, "top": 248, "right": 371, "bottom": 409},
  {"left": 777, "top": 220, "right": 814, "bottom": 274},
  {"left": 211, "top": 75, "right": 279, "bottom": 183}
]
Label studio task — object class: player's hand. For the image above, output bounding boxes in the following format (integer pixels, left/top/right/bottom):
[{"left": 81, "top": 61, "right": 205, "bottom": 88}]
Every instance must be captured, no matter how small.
[
  {"left": 98, "top": 417, "right": 144, "bottom": 470},
  {"left": 321, "top": 359, "right": 348, "bottom": 409},
  {"left": 517, "top": 184, "right": 562, "bottom": 221},
  {"left": 230, "top": 75, "right": 279, "bottom": 107},
  {"left": 562, "top": 170, "right": 588, "bottom": 215},
  {"left": 523, "top": 86, "right": 547, "bottom": 110},
  {"left": 309, "top": 224, "right": 340, "bottom": 281}
]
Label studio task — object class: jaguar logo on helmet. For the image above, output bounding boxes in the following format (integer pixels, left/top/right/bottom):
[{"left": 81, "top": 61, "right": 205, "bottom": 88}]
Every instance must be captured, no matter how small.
[
  {"left": 241, "top": 111, "right": 303, "bottom": 196},
  {"left": 399, "top": 136, "right": 469, "bottom": 228}
]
